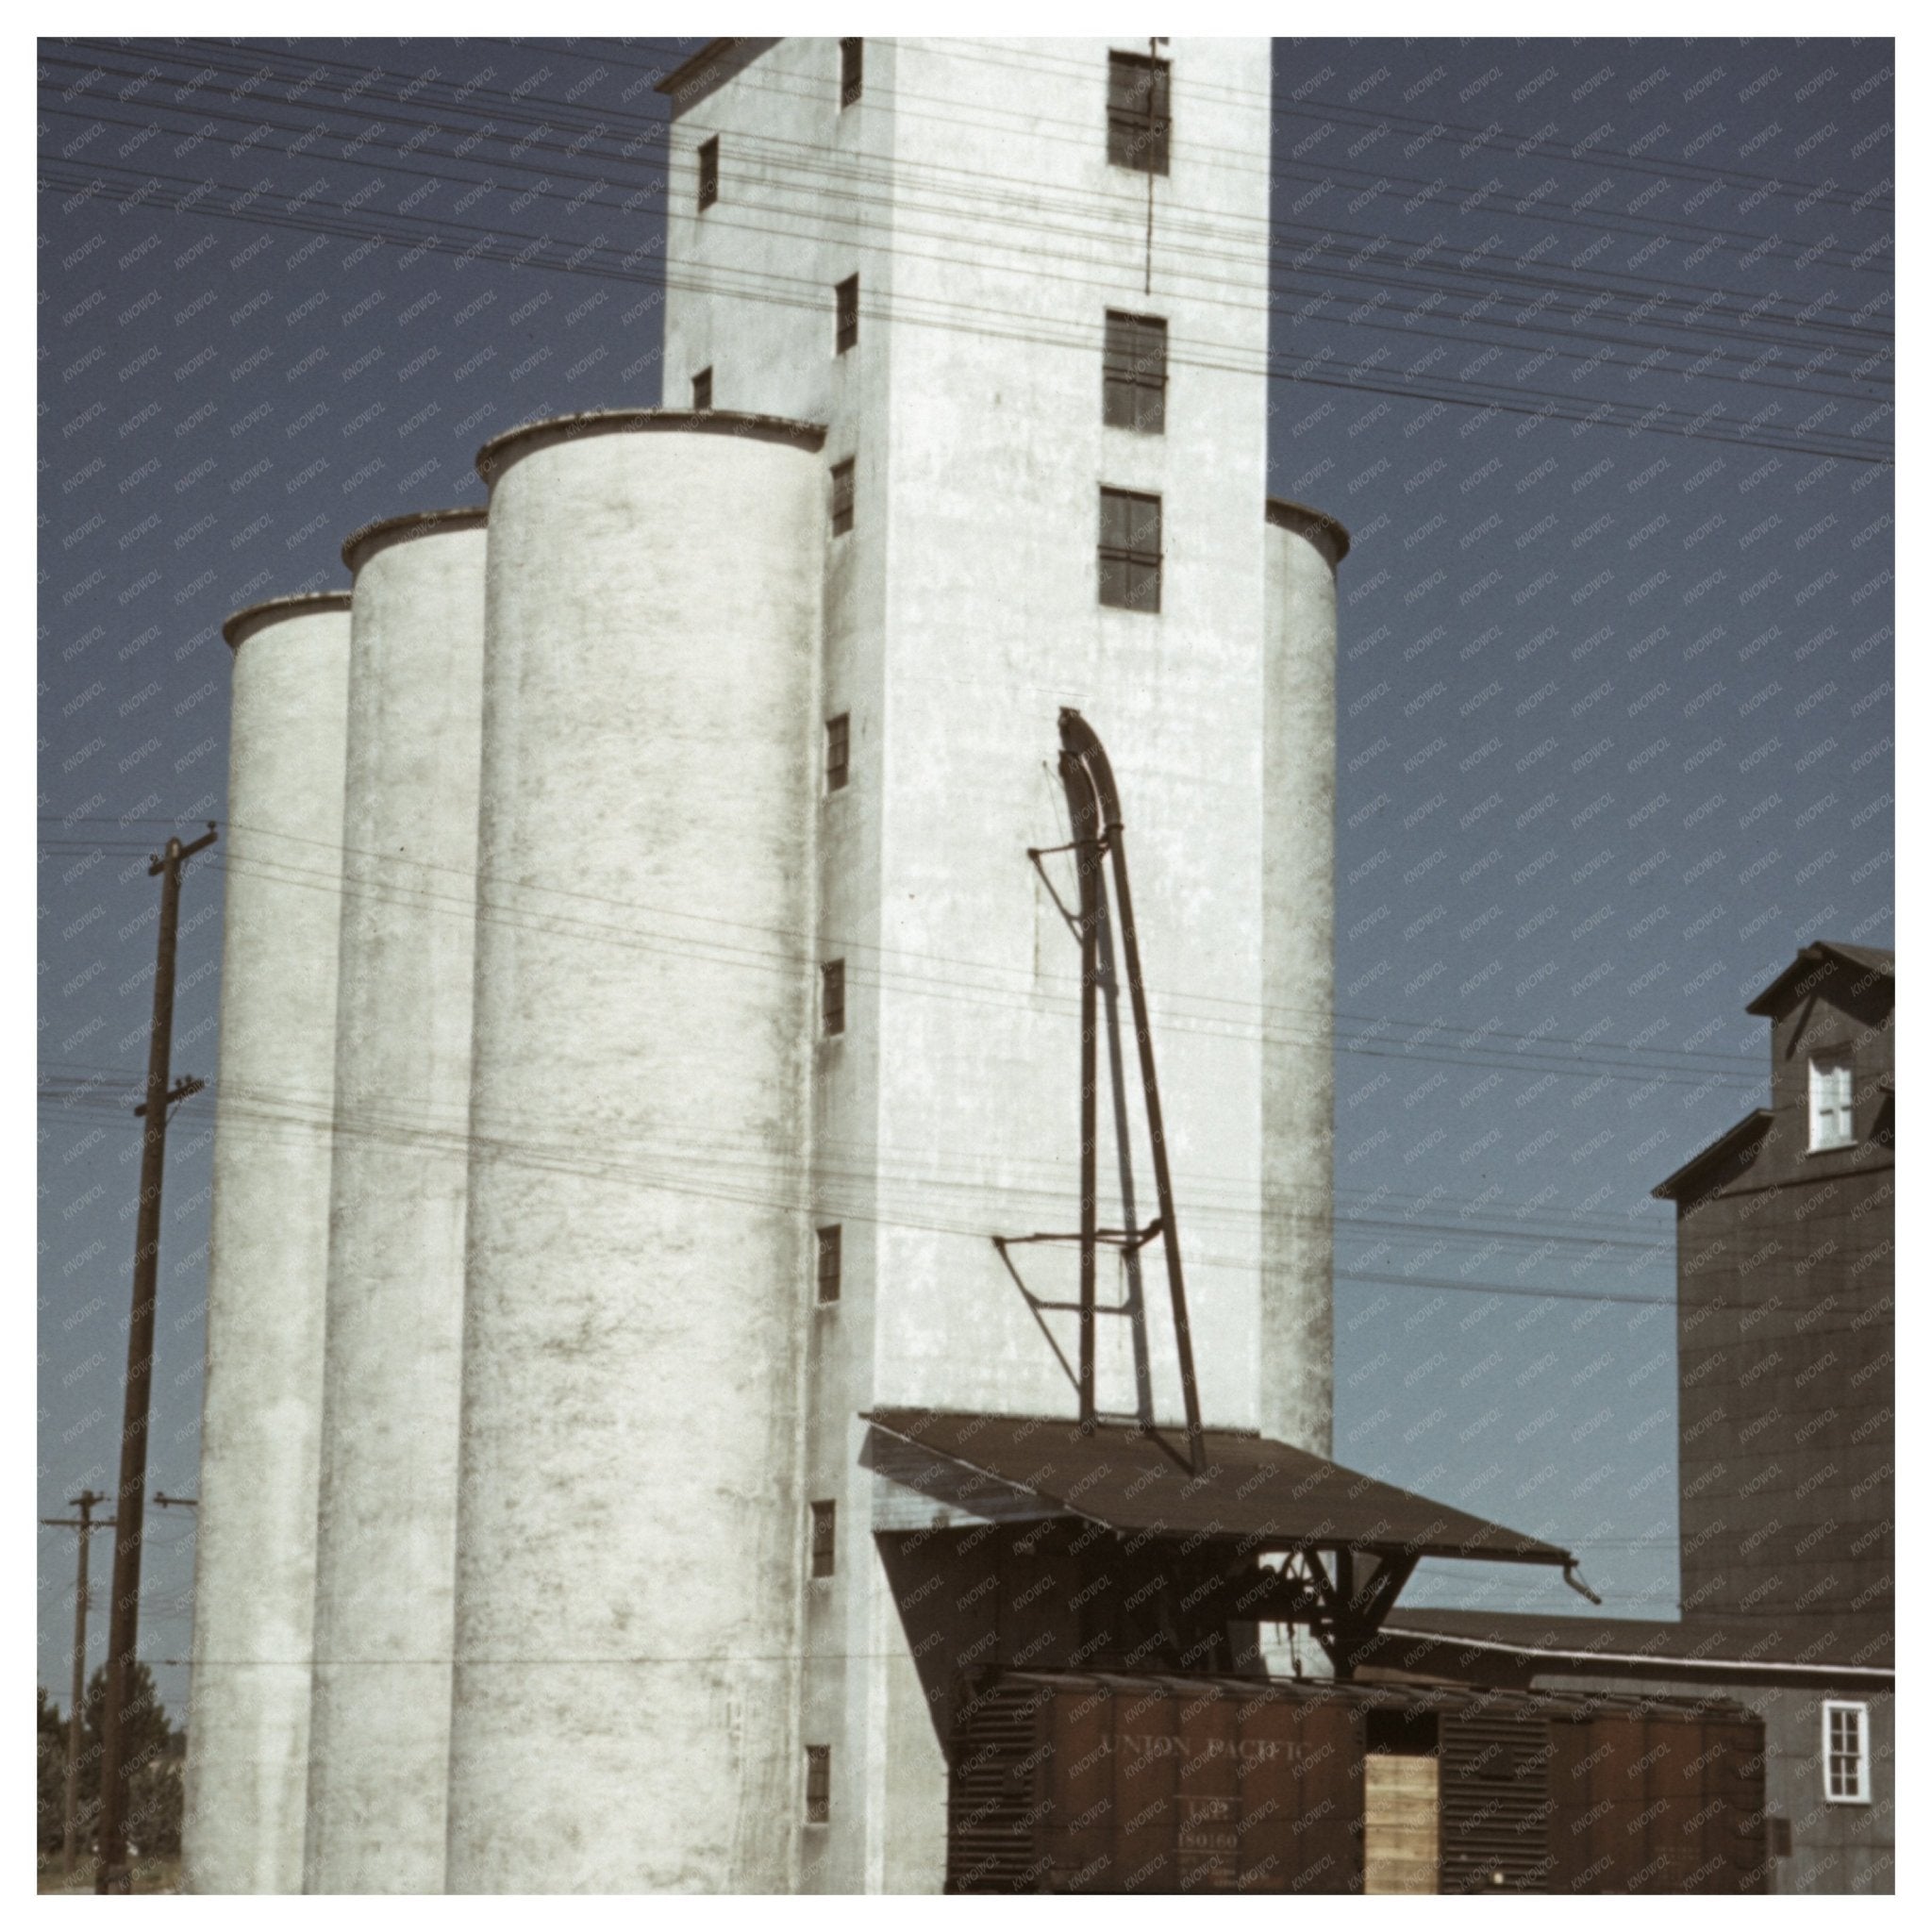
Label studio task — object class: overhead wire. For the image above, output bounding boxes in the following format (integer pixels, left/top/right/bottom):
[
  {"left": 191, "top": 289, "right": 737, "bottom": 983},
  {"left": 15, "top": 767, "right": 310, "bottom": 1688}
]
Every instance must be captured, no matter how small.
[{"left": 37, "top": 42, "right": 1894, "bottom": 464}]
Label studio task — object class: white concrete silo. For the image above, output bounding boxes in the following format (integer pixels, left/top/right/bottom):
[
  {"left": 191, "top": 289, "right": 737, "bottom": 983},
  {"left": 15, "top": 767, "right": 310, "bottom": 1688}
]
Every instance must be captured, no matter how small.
[
  {"left": 446, "top": 411, "right": 825, "bottom": 1892},
  {"left": 1259, "top": 500, "right": 1347, "bottom": 1457},
  {"left": 186, "top": 592, "right": 353, "bottom": 1894},
  {"left": 304, "top": 510, "right": 488, "bottom": 1892}
]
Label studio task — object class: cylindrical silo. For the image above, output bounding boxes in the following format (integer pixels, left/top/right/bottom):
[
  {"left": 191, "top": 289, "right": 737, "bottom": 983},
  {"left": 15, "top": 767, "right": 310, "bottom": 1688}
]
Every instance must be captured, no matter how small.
[
  {"left": 185, "top": 591, "right": 353, "bottom": 1893},
  {"left": 446, "top": 410, "right": 825, "bottom": 1892},
  {"left": 304, "top": 510, "right": 488, "bottom": 1892},
  {"left": 1260, "top": 500, "right": 1347, "bottom": 1457}
]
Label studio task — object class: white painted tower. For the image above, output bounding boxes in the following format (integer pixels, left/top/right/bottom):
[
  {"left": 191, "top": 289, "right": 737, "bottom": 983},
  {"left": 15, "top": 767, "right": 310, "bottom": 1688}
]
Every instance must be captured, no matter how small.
[
  {"left": 444, "top": 415, "right": 825, "bottom": 1892},
  {"left": 186, "top": 593, "right": 352, "bottom": 1893},
  {"left": 654, "top": 35, "right": 1340, "bottom": 1891},
  {"left": 304, "top": 511, "right": 488, "bottom": 1892}
]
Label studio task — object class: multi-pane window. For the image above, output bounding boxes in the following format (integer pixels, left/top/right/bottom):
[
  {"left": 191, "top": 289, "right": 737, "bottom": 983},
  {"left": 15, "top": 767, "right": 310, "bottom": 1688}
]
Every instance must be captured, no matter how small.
[
  {"left": 1104, "top": 310, "right": 1168, "bottom": 432},
  {"left": 1823, "top": 1702, "right": 1870, "bottom": 1804},
  {"left": 815, "top": 1224, "right": 842, "bottom": 1304},
  {"left": 830, "top": 458, "right": 856, "bottom": 536},
  {"left": 1108, "top": 50, "right": 1171, "bottom": 175},
  {"left": 691, "top": 367, "right": 713, "bottom": 411},
  {"left": 841, "top": 38, "right": 863, "bottom": 107},
  {"left": 835, "top": 274, "right": 859, "bottom": 353},
  {"left": 805, "top": 1745, "right": 831, "bottom": 1824},
  {"left": 809, "top": 1500, "right": 837, "bottom": 1578},
  {"left": 697, "top": 135, "right": 719, "bottom": 210},
  {"left": 825, "top": 712, "right": 850, "bottom": 791},
  {"left": 1809, "top": 1049, "right": 1855, "bottom": 1150},
  {"left": 1099, "top": 487, "right": 1162, "bottom": 612},
  {"left": 822, "top": 958, "right": 846, "bottom": 1036}
]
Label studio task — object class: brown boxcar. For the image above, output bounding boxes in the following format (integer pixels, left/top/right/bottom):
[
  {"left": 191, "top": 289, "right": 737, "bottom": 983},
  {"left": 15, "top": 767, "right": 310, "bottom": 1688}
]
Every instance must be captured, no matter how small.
[{"left": 947, "top": 1672, "right": 1767, "bottom": 1895}]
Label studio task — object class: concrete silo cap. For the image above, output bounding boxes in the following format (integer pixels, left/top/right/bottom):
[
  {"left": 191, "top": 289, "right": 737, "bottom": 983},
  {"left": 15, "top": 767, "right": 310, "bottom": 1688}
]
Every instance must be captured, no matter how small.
[
  {"left": 221, "top": 590, "right": 354, "bottom": 654},
  {"left": 474, "top": 408, "right": 826, "bottom": 486},
  {"left": 1265, "top": 497, "right": 1352, "bottom": 563},
  {"left": 341, "top": 506, "right": 489, "bottom": 575}
]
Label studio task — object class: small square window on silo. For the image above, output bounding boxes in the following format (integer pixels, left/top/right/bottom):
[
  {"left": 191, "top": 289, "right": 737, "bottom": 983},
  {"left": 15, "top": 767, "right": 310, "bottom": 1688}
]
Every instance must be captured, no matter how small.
[
  {"left": 841, "top": 39, "right": 863, "bottom": 108},
  {"left": 835, "top": 275, "right": 859, "bottom": 354},
  {"left": 809, "top": 1500, "right": 837, "bottom": 1578},
  {"left": 825, "top": 712, "right": 850, "bottom": 791},
  {"left": 830, "top": 458, "right": 856, "bottom": 536},
  {"left": 815, "top": 1225, "right": 841, "bottom": 1304},
  {"left": 1099, "top": 486, "right": 1162, "bottom": 612},
  {"left": 697, "top": 135, "right": 720, "bottom": 209},
  {"left": 805, "top": 1745, "right": 831, "bottom": 1824},
  {"left": 691, "top": 367, "right": 713, "bottom": 411},
  {"left": 1108, "top": 50, "right": 1171, "bottom": 175},
  {"left": 822, "top": 959, "right": 846, "bottom": 1036},
  {"left": 1104, "top": 311, "right": 1167, "bottom": 433}
]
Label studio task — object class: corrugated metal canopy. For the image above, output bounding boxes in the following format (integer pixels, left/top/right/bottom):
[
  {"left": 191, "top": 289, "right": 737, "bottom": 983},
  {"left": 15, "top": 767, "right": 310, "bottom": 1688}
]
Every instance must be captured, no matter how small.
[{"left": 863, "top": 1407, "right": 1574, "bottom": 1569}]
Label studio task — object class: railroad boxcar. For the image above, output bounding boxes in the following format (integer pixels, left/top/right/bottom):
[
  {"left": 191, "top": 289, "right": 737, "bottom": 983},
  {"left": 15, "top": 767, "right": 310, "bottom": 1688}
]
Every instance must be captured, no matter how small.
[{"left": 947, "top": 1671, "right": 1766, "bottom": 1894}]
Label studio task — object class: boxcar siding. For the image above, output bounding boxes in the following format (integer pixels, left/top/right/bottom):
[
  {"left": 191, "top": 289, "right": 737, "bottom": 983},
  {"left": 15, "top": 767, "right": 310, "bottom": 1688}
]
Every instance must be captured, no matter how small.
[{"left": 949, "top": 1674, "right": 1763, "bottom": 1895}]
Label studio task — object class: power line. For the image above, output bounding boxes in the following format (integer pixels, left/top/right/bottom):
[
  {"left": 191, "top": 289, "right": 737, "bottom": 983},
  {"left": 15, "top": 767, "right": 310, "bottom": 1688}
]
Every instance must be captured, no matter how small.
[
  {"left": 76, "top": 813, "right": 1771, "bottom": 1073},
  {"left": 37, "top": 151, "right": 1891, "bottom": 466}
]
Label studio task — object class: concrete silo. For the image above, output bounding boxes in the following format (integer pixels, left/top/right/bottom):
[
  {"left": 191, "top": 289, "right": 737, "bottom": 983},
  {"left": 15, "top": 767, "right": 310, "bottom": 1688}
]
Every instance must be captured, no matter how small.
[
  {"left": 1259, "top": 500, "right": 1348, "bottom": 1457},
  {"left": 304, "top": 511, "right": 488, "bottom": 1892},
  {"left": 446, "top": 411, "right": 825, "bottom": 1892},
  {"left": 186, "top": 592, "right": 353, "bottom": 1894}
]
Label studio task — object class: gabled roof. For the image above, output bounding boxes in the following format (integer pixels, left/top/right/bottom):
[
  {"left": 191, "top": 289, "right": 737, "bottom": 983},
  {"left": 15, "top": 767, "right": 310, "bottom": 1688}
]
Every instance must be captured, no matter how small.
[
  {"left": 863, "top": 1407, "right": 1574, "bottom": 1569},
  {"left": 1651, "top": 1108, "right": 1774, "bottom": 1202},
  {"left": 1744, "top": 940, "right": 1894, "bottom": 1017}
]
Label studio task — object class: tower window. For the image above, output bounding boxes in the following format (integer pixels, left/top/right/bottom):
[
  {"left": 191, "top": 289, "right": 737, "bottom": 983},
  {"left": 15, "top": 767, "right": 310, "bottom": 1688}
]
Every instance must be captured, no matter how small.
[
  {"left": 1104, "top": 311, "right": 1168, "bottom": 433},
  {"left": 816, "top": 1224, "right": 842, "bottom": 1304},
  {"left": 1808, "top": 1049, "right": 1855, "bottom": 1150},
  {"left": 810, "top": 1501, "right": 837, "bottom": 1578},
  {"left": 1108, "top": 50, "right": 1171, "bottom": 175},
  {"left": 1099, "top": 487, "right": 1162, "bottom": 613},
  {"left": 825, "top": 712, "right": 850, "bottom": 791},
  {"left": 1823, "top": 1701, "right": 1870, "bottom": 1804},
  {"left": 697, "top": 135, "right": 719, "bottom": 210},
  {"left": 830, "top": 458, "right": 855, "bottom": 536},
  {"left": 691, "top": 367, "right": 713, "bottom": 411},
  {"left": 822, "top": 959, "right": 846, "bottom": 1036},
  {"left": 805, "top": 1745, "right": 831, "bottom": 1824},
  {"left": 841, "top": 38, "right": 863, "bottom": 107},
  {"left": 836, "top": 274, "right": 859, "bottom": 353}
]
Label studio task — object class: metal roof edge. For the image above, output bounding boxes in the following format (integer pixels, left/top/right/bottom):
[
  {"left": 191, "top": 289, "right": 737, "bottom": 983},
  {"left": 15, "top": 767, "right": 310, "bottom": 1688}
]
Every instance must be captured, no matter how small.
[{"left": 1378, "top": 1624, "right": 1894, "bottom": 1682}]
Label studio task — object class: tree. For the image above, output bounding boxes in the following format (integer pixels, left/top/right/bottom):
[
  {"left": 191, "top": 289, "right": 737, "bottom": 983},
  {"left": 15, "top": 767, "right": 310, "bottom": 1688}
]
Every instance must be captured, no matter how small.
[
  {"left": 80, "top": 1660, "right": 182, "bottom": 1857},
  {"left": 38, "top": 1688, "right": 68, "bottom": 1853}
]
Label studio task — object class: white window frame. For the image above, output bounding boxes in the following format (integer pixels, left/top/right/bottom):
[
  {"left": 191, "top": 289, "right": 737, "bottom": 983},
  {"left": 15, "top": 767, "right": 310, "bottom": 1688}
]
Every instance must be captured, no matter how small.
[
  {"left": 1822, "top": 1700, "right": 1870, "bottom": 1805},
  {"left": 1808, "top": 1049, "right": 1856, "bottom": 1151}
]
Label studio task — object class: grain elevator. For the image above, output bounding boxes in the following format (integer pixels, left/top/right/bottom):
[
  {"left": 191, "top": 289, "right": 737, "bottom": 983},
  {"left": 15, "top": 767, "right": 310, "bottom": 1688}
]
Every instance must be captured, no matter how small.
[{"left": 186, "top": 38, "right": 1597, "bottom": 1896}]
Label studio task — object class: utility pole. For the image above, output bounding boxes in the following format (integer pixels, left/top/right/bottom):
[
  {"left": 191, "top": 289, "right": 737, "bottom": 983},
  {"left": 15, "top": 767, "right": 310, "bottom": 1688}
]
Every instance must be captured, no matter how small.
[
  {"left": 94, "top": 824, "right": 216, "bottom": 1894},
  {"left": 42, "top": 1489, "right": 114, "bottom": 1878}
]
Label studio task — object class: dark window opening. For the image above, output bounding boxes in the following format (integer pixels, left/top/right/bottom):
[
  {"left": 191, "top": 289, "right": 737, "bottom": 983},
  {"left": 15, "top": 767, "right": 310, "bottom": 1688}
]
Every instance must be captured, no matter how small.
[
  {"left": 816, "top": 1224, "right": 842, "bottom": 1304},
  {"left": 691, "top": 367, "right": 713, "bottom": 411},
  {"left": 835, "top": 274, "right": 859, "bottom": 353},
  {"left": 1108, "top": 51, "right": 1171, "bottom": 175},
  {"left": 1104, "top": 310, "right": 1167, "bottom": 432},
  {"left": 841, "top": 38, "right": 863, "bottom": 107},
  {"left": 810, "top": 1500, "right": 837, "bottom": 1577},
  {"left": 805, "top": 1744, "right": 831, "bottom": 1824},
  {"left": 1366, "top": 1709, "right": 1440, "bottom": 1757},
  {"left": 825, "top": 712, "right": 850, "bottom": 791},
  {"left": 830, "top": 458, "right": 856, "bottom": 536},
  {"left": 697, "top": 135, "right": 720, "bottom": 209},
  {"left": 1099, "top": 487, "right": 1162, "bottom": 612},
  {"left": 822, "top": 958, "right": 846, "bottom": 1036}
]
